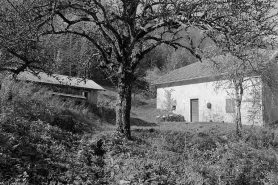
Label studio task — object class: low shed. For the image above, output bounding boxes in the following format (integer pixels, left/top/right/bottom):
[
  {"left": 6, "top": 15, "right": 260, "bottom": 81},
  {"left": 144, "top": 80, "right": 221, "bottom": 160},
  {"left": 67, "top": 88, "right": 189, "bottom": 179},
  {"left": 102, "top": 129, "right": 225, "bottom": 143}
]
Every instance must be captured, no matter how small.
[{"left": 16, "top": 71, "right": 104, "bottom": 105}]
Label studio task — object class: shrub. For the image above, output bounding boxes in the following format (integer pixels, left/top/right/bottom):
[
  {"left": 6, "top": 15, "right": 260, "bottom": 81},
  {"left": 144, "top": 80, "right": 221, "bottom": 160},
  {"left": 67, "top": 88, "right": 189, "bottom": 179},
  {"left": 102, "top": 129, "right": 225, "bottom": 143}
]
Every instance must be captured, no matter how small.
[{"left": 156, "top": 114, "right": 185, "bottom": 122}]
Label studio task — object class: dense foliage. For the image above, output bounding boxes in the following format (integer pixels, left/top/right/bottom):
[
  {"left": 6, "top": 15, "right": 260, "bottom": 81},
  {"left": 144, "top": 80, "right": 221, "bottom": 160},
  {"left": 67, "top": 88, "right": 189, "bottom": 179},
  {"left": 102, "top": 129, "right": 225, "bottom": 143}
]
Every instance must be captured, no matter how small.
[
  {"left": 100, "top": 128, "right": 278, "bottom": 185},
  {"left": 1, "top": 80, "right": 278, "bottom": 184}
]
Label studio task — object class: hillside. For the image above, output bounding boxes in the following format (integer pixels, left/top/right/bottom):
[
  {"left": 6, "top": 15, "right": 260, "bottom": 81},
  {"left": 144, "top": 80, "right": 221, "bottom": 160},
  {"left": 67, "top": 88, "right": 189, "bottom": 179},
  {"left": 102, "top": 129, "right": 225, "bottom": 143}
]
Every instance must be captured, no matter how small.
[{"left": 1, "top": 82, "right": 278, "bottom": 184}]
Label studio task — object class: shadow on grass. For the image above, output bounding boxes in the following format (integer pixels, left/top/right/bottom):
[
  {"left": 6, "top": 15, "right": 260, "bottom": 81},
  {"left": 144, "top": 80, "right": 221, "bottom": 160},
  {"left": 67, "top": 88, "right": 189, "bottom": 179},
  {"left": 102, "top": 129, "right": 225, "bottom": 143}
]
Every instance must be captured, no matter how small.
[
  {"left": 130, "top": 117, "right": 157, "bottom": 127},
  {"left": 87, "top": 103, "right": 158, "bottom": 127}
]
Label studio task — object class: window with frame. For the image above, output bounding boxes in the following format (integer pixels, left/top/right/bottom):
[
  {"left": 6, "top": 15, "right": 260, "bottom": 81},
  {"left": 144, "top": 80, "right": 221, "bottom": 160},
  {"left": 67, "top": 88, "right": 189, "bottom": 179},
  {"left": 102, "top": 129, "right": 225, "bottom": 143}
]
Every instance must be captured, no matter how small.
[
  {"left": 226, "top": 99, "right": 235, "bottom": 113},
  {"left": 82, "top": 91, "right": 89, "bottom": 99}
]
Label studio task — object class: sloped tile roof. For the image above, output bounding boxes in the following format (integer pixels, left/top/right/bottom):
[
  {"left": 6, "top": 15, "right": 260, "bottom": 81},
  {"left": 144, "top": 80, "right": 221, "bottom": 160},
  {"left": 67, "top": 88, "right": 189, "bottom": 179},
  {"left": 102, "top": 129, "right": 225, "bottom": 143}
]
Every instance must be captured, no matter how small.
[
  {"left": 153, "top": 50, "right": 278, "bottom": 85},
  {"left": 17, "top": 71, "right": 105, "bottom": 90},
  {"left": 152, "top": 57, "right": 222, "bottom": 85}
]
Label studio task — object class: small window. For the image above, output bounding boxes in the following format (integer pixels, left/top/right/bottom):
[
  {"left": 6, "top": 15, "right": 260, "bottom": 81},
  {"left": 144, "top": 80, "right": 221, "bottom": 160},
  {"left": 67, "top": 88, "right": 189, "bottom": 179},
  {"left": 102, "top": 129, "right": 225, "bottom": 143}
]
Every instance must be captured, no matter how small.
[
  {"left": 82, "top": 91, "right": 89, "bottom": 99},
  {"left": 226, "top": 99, "right": 235, "bottom": 113},
  {"left": 207, "top": 102, "right": 212, "bottom": 109},
  {"left": 172, "top": 105, "right": 176, "bottom": 111}
]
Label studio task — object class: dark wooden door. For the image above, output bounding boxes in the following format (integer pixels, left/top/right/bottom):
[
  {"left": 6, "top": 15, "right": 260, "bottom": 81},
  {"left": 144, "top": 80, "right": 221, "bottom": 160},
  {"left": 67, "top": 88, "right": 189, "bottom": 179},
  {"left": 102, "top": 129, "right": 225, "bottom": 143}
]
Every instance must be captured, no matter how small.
[{"left": 191, "top": 99, "right": 199, "bottom": 122}]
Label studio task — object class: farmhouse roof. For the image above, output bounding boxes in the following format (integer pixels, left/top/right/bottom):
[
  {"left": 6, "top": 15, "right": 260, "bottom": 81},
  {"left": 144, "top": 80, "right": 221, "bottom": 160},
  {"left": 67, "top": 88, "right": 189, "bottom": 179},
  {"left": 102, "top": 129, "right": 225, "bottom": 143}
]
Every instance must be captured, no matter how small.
[
  {"left": 153, "top": 50, "right": 278, "bottom": 85},
  {"left": 152, "top": 57, "right": 223, "bottom": 85},
  {"left": 16, "top": 71, "right": 105, "bottom": 90}
]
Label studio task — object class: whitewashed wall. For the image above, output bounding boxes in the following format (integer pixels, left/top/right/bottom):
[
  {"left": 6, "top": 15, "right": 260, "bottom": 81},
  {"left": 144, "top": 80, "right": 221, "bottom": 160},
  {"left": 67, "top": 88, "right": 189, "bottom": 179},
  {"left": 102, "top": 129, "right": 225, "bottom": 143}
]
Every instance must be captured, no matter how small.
[{"left": 156, "top": 77, "right": 263, "bottom": 125}]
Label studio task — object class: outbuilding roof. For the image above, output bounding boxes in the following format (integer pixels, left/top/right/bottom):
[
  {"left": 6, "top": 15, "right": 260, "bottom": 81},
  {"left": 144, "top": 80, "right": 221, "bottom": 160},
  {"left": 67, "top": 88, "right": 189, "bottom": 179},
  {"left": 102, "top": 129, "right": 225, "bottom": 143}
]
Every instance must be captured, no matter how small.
[
  {"left": 153, "top": 50, "right": 278, "bottom": 85},
  {"left": 16, "top": 71, "right": 105, "bottom": 90}
]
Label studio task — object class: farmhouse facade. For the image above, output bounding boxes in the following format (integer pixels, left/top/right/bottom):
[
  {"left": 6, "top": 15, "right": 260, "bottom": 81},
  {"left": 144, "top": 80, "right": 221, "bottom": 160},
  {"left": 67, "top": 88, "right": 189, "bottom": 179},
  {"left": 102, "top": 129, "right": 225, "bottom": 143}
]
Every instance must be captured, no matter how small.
[
  {"left": 16, "top": 71, "right": 104, "bottom": 105},
  {"left": 153, "top": 53, "right": 278, "bottom": 126}
]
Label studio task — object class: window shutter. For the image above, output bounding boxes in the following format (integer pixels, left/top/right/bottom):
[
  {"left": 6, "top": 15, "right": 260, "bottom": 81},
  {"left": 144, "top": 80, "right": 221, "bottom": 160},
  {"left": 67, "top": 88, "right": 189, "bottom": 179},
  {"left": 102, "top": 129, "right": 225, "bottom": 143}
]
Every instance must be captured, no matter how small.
[{"left": 226, "top": 99, "right": 235, "bottom": 113}]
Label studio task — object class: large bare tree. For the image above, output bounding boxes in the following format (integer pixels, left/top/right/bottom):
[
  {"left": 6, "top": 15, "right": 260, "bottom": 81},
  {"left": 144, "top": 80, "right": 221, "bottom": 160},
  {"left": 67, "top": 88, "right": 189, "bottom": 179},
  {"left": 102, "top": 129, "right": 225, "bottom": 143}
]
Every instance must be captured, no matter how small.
[{"left": 33, "top": 0, "right": 216, "bottom": 138}]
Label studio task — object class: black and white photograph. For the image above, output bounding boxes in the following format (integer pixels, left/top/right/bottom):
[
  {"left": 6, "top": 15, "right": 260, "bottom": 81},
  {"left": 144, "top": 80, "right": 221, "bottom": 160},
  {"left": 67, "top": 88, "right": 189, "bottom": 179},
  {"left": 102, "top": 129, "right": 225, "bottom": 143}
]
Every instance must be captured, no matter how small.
[{"left": 1, "top": 0, "right": 278, "bottom": 184}]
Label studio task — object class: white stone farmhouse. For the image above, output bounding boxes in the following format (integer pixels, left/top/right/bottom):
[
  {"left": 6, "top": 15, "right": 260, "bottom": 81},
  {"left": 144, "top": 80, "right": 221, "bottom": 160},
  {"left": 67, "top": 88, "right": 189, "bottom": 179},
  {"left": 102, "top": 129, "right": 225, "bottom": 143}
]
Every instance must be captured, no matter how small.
[{"left": 153, "top": 52, "right": 278, "bottom": 125}]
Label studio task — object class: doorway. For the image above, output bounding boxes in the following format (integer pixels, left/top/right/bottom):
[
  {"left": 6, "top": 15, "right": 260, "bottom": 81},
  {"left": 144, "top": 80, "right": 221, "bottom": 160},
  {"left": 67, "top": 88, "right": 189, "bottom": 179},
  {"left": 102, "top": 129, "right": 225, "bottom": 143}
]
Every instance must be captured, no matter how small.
[{"left": 190, "top": 99, "right": 199, "bottom": 122}]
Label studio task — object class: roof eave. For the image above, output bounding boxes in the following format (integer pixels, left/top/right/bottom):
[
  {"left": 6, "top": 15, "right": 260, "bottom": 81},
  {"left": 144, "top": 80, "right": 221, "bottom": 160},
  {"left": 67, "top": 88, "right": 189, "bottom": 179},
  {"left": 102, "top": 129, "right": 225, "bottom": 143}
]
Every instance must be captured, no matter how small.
[
  {"left": 153, "top": 74, "right": 262, "bottom": 86},
  {"left": 18, "top": 78, "right": 105, "bottom": 91},
  {"left": 152, "top": 75, "right": 219, "bottom": 86}
]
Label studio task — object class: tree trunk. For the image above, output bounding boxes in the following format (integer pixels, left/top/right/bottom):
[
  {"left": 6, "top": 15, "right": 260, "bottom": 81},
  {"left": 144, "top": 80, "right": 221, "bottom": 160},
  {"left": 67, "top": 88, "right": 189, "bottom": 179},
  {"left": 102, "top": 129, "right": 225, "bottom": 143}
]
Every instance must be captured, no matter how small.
[
  {"left": 115, "top": 71, "right": 133, "bottom": 139},
  {"left": 235, "top": 99, "right": 242, "bottom": 136},
  {"left": 234, "top": 80, "right": 243, "bottom": 137}
]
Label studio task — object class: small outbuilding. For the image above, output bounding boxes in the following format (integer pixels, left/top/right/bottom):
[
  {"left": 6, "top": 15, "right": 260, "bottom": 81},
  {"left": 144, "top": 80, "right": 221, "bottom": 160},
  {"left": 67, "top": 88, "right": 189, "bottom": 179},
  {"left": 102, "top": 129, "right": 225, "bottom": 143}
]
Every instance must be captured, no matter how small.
[
  {"left": 16, "top": 71, "right": 104, "bottom": 105},
  {"left": 153, "top": 52, "right": 278, "bottom": 126}
]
